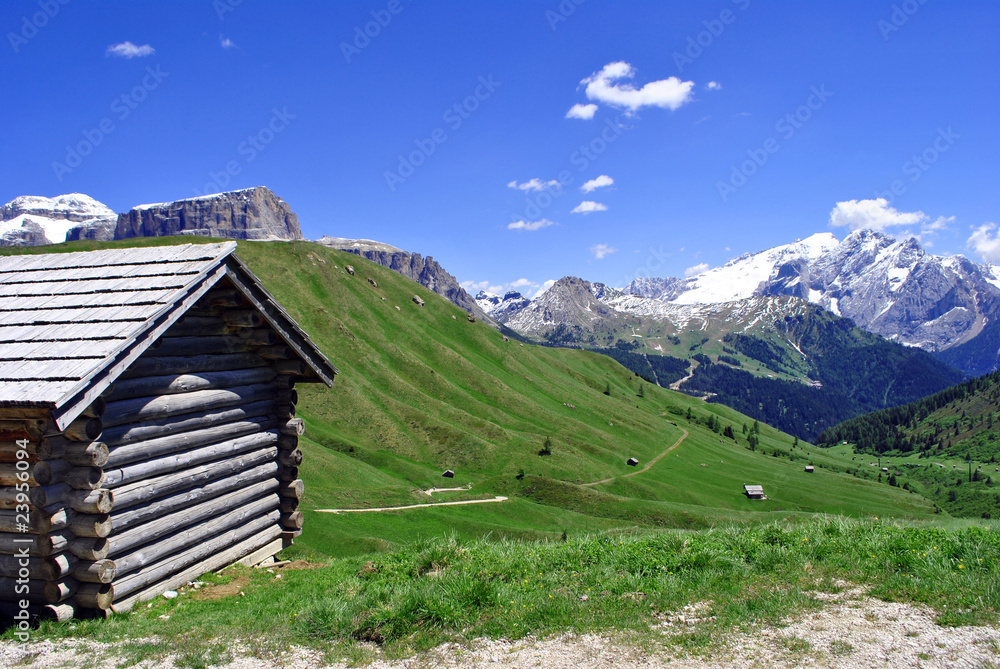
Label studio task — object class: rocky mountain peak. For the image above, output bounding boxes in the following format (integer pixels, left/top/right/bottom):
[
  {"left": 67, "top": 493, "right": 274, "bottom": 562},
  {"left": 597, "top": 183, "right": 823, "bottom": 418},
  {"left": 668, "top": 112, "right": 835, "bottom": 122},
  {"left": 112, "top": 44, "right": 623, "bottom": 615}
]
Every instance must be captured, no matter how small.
[
  {"left": 115, "top": 186, "right": 302, "bottom": 241},
  {"left": 319, "top": 236, "right": 488, "bottom": 320}
]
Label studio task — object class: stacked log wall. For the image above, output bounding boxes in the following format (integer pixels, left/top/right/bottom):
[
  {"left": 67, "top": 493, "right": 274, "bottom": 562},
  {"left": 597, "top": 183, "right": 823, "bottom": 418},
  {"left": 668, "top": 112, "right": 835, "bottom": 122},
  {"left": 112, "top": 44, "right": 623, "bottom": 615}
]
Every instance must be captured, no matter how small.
[
  {"left": 0, "top": 280, "right": 307, "bottom": 620},
  {"left": 0, "top": 406, "right": 112, "bottom": 621}
]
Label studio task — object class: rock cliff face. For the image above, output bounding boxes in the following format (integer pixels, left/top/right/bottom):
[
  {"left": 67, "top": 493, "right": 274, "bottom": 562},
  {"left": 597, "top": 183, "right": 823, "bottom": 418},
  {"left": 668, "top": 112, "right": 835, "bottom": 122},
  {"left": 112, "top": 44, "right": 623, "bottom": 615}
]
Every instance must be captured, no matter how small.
[
  {"left": 317, "top": 237, "right": 488, "bottom": 320},
  {"left": 115, "top": 187, "right": 302, "bottom": 241}
]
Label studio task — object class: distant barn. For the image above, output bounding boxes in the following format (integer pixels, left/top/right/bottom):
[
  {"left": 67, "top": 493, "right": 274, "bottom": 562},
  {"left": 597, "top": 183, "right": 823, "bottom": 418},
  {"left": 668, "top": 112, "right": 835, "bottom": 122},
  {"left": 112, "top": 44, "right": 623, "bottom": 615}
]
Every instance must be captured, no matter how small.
[
  {"left": 0, "top": 243, "right": 336, "bottom": 620},
  {"left": 626, "top": 457, "right": 639, "bottom": 467},
  {"left": 804, "top": 465, "right": 814, "bottom": 473},
  {"left": 744, "top": 484, "right": 766, "bottom": 500}
]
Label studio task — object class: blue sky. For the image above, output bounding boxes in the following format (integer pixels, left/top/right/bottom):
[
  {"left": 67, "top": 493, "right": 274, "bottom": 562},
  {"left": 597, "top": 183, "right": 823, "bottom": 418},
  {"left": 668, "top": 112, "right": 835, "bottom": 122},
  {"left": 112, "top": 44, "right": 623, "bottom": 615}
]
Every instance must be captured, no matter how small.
[{"left": 2, "top": 1, "right": 998, "bottom": 296}]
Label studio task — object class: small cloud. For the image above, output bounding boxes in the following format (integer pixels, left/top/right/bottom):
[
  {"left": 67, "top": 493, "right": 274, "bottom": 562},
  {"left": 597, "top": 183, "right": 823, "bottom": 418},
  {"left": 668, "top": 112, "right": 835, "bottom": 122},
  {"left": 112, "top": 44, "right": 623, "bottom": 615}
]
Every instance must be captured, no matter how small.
[
  {"left": 106, "top": 41, "right": 155, "bottom": 58},
  {"left": 968, "top": 223, "right": 1000, "bottom": 263},
  {"left": 724, "top": 246, "right": 730, "bottom": 251},
  {"left": 685, "top": 263, "right": 710, "bottom": 278},
  {"left": 581, "top": 61, "right": 695, "bottom": 113},
  {"left": 220, "top": 35, "right": 236, "bottom": 49},
  {"left": 572, "top": 201, "right": 607, "bottom": 214},
  {"left": 463, "top": 278, "right": 541, "bottom": 296},
  {"left": 694, "top": 116, "right": 711, "bottom": 124},
  {"left": 565, "top": 103, "right": 598, "bottom": 120},
  {"left": 735, "top": 111, "right": 752, "bottom": 117},
  {"left": 590, "top": 243, "right": 617, "bottom": 259},
  {"left": 581, "top": 175, "right": 613, "bottom": 193},
  {"left": 922, "top": 215, "right": 955, "bottom": 233},
  {"left": 706, "top": 81, "right": 722, "bottom": 91},
  {"left": 829, "top": 198, "right": 940, "bottom": 233},
  {"left": 508, "top": 178, "right": 560, "bottom": 192},
  {"left": 462, "top": 280, "right": 502, "bottom": 295},
  {"left": 508, "top": 219, "right": 556, "bottom": 231}
]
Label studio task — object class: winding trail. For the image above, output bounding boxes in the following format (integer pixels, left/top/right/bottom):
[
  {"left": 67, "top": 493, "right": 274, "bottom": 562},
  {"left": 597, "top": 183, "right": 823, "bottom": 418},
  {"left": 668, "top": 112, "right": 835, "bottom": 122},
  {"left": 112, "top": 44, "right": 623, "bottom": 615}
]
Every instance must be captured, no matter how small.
[
  {"left": 315, "top": 496, "right": 508, "bottom": 515},
  {"left": 580, "top": 425, "right": 689, "bottom": 487}
]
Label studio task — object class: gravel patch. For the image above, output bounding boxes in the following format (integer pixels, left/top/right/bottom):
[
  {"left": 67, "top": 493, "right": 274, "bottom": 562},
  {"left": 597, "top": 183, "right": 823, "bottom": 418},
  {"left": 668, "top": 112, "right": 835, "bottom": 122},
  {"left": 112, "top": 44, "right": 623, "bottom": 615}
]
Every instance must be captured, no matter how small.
[{"left": 3, "top": 594, "right": 999, "bottom": 669}]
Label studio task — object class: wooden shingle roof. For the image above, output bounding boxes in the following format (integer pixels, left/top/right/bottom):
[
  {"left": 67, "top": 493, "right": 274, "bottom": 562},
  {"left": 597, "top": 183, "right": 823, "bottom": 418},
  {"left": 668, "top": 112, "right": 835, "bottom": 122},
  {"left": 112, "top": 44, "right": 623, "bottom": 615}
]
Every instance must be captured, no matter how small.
[{"left": 0, "top": 243, "right": 337, "bottom": 429}]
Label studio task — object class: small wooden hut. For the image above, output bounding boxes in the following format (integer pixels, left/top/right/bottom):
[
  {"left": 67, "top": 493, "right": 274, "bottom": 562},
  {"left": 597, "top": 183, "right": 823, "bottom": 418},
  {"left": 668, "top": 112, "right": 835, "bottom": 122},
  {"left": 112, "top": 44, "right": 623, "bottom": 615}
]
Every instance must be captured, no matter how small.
[
  {"left": 0, "top": 243, "right": 336, "bottom": 620},
  {"left": 744, "top": 484, "right": 766, "bottom": 500},
  {"left": 804, "top": 465, "right": 815, "bottom": 473}
]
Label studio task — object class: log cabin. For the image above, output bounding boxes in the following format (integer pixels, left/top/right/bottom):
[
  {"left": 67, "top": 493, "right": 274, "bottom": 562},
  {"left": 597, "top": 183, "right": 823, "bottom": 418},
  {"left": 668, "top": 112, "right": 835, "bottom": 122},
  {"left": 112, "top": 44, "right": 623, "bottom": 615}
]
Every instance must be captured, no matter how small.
[{"left": 0, "top": 242, "right": 336, "bottom": 620}]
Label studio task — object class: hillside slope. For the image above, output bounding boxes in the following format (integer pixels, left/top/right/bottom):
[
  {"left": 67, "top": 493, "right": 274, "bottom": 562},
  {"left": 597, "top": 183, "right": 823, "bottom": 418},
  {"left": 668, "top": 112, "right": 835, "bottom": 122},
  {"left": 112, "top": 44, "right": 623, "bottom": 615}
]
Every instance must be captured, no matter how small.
[
  {"left": 0, "top": 239, "right": 940, "bottom": 557},
  {"left": 819, "top": 371, "right": 1000, "bottom": 518}
]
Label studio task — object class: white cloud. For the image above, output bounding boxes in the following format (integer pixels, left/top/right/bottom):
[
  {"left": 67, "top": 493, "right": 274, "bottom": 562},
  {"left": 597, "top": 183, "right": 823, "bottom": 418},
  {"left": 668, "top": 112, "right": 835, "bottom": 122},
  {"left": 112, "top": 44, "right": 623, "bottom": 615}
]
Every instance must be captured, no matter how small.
[
  {"left": 220, "top": 36, "right": 236, "bottom": 49},
  {"left": 685, "top": 263, "right": 710, "bottom": 278},
  {"left": 461, "top": 280, "right": 503, "bottom": 295},
  {"left": 565, "top": 103, "right": 598, "bottom": 120},
  {"left": 508, "top": 178, "right": 560, "bottom": 192},
  {"left": 581, "top": 61, "right": 695, "bottom": 113},
  {"left": 462, "top": 277, "right": 555, "bottom": 299},
  {"left": 571, "top": 201, "right": 607, "bottom": 214},
  {"left": 508, "top": 219, "right": 556, "bottom": 231},
  {"left": 590, "top": 243, "right": 617, "bottom": 260},
  {"left": 106, "top": 41, "right": 155, "bottom": 58},
  {"left": 706, "top": 81, "right": 722, "bottom": 91},
  {"left": 829, "top": 199, "right": 955, "bottom": 240},
  {"left": 968, "top": 223, "right": 1000, "bottom": 263},
  {"left": 829, "top": 198, "right": 925, "bottom": 232},
  {"left": 581, "top": 175, "right": 613, "bottom": 193}
]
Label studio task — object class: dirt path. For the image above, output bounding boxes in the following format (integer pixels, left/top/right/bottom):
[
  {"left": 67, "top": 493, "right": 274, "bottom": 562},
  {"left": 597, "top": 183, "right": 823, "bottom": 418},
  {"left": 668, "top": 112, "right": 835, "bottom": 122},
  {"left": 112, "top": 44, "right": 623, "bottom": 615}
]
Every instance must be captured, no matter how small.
[
  {"left": 670, "top": 360, "right": 698, "bottom": 390},
  {"left": 581, "top": 426, "right": 688, "bottom": 487},
  {"left": 6, "top": 590, "right": 997, "bottom": 668},
  {"left": 315, "top": 496, "right": 508, "bottom": 514}
]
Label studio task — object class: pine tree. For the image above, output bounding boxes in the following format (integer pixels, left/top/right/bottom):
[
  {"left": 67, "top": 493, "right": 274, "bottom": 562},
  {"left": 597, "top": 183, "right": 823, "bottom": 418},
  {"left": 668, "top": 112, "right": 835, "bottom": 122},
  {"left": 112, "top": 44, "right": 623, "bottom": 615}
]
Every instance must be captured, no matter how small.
[
  {"left": 637, "top": 383, "right": 645, "bottom": 398},
  {"left": 603, "top": 382, "right": 610, "bottom": 396}
]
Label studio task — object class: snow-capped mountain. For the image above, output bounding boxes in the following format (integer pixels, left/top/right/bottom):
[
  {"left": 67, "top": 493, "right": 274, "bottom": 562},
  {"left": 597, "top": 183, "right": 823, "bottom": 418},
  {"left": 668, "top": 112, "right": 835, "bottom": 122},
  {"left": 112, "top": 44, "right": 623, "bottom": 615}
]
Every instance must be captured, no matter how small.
[
  {"left": 665, "top": 232, "right": 840, "bottom": 305},
  {"left": 625, "top": 230, "right": 1000, "bottom": 354},
  {"left": 475, "top": 290, "right": 531, "bottom": 322},
  {"left": 0, "top": 193, "right": 116, "bottom": 245}
]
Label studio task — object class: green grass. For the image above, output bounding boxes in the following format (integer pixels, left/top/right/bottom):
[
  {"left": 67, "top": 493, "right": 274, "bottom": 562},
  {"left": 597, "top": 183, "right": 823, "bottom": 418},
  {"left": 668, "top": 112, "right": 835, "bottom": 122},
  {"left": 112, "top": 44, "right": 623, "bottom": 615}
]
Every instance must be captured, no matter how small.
[{"left": 11, "top": 517, "right": 1000, "bottom": 663}]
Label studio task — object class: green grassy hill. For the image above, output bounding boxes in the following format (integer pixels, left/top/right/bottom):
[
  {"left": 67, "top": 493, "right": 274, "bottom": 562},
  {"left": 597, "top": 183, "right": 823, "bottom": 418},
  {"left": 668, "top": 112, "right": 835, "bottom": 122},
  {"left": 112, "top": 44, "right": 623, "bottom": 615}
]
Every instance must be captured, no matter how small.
[
  {"left": 819, "top": 371, "right": 1000, "bottom": 518},
  {"left": 0, "top": 239, "right": 941, "bottom": 557}
]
